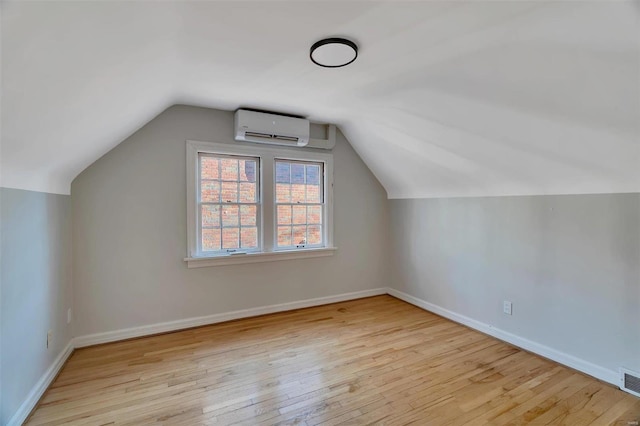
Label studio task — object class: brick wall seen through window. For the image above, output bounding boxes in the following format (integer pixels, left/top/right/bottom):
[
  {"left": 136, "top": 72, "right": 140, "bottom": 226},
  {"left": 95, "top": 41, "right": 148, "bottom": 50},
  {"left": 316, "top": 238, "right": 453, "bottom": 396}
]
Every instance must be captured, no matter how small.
[{"left": 199, "top": 154, "right": 259, "bottom": 252}]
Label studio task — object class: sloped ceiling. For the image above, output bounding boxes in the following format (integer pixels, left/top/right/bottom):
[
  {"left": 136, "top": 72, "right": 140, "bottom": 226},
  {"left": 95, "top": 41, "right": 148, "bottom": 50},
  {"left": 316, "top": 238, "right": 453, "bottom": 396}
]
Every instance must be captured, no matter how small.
[{"left": 2, "top": 1, "right": 639, "bottom": 197}]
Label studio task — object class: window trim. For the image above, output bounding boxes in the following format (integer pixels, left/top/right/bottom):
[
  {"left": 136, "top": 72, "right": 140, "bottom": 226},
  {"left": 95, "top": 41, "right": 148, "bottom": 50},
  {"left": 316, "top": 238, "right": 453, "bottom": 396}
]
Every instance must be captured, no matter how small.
[
  {"left": 186, "top": 140, "right": 335, "bottom": 265},
  {"left": 185, "top": 247, "right": 337, "bottom": 268}
]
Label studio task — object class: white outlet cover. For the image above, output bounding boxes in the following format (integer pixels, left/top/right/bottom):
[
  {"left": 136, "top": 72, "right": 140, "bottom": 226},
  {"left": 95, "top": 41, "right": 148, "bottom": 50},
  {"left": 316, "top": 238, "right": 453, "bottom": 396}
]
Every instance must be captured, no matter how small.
[{"left": 503, "top": 301, "right": 512, "bottom": 315}]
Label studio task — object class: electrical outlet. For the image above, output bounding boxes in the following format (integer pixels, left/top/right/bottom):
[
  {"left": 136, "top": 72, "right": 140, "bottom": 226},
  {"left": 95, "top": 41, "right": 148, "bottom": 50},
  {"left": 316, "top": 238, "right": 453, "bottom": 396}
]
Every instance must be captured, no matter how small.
[
  {"left": 67, "top": 308, "right": 72, "bottom": 324},
  {"left": 47, "top": 330, "right": 53, "bottom": 349},
  {"left": 503, "top": 301, "right": 512, "bottom": 315}
]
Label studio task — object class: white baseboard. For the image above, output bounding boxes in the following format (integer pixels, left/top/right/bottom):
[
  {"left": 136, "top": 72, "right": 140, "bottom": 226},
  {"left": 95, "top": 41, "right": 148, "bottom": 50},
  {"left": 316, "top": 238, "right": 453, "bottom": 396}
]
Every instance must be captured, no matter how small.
[
  {"left": 73, "top": 288, "right": 387, "bottom": 348},
  {"left": 9, "top": 288, "right": 386, "bottom": 424},
  {"left": 10, "top": 286, "right": 622, "bottom": 425},
  {"left": 7, "top": 340, "right": 74, "bottom": 426},
  {"left": 386, "top": 287, "right": 619, "bottom": 387}
]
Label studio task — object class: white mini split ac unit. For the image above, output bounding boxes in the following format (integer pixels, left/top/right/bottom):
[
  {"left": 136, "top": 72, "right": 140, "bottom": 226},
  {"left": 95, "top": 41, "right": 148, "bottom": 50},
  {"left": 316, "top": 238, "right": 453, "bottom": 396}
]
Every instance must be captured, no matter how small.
[{"left": 234, "top": 109, "right": 310, "bottom": 147}]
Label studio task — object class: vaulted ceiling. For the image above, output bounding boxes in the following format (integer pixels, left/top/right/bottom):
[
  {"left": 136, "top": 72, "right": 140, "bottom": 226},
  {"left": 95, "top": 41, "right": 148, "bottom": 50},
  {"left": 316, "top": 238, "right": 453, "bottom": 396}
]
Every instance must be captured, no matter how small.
[{"left": 2, "top": 1, "right": 639, "bottom": 197}]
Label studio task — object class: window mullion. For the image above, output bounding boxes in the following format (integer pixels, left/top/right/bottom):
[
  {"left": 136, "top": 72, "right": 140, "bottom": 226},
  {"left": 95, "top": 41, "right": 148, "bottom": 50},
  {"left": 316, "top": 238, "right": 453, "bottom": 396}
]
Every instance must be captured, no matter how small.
[
  {"left": 218, "top": 203, "right": 223, "bottom": 250},
  {"left": 216, "top": 158, "right": 221, "bottom": 256},
  {"left": 262, "top": 156, "right": 274, "bottom": 252},
  {"left": 236, "top": 168, "right": 240, "bottom": 249}
]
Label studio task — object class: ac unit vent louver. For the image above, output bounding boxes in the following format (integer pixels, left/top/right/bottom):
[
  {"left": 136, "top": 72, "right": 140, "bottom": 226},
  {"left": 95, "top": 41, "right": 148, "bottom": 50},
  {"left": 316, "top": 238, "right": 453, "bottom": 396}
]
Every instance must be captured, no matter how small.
[
  {"left": 621, "top": 368, "right": 640, "bottom": 397},
  {"left": 244, "top": 132, "right": 300, "bottom": 144}
]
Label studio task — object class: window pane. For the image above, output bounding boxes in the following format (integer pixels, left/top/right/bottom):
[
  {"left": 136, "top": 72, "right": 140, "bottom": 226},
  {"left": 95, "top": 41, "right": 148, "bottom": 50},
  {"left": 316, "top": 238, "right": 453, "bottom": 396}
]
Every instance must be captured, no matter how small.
[
  {"left": 291, "top": 185, "right": 306, "bottom": 203},
  {"left": 307, "top": 205, "right": 322, "bottom": 224},
  {"left": 276, "top": 162, "right": 290, "bottom": 183},
  {"left": 291, "top": 184, "right": 305, "bottom": 203},
  {"left": 306, "top": 184, "right": 321, "bottom": 203},
  {"left": 239, "top": 182, "right": 256, "bottom": 202},
  {"left": 305, "top": 165, "right": 320, "bottom": 185},
  {"left": 201, "top": 205, "right": 220, "bottom": 227},
  {"left": 222, "top": 205, "right": 239, "bottom": 226},
  {"left": 222, "top": 228, "right": 239, "bottom": 249},
  {"left": 277, "top": 205, "right": 292, "bottom": 225},
  {"left": 239, "top": 160, "right": 256, "bottom": 182},
  {"left": 197, "top": 153, "right": 261, "bottom": 254},
  {"left": 277, "top": 226, "right": 291, "bottom": 247},
  {"left": 292, "top": 205, "right": 306, "bottom": 224},
  {"left": 221, "top": 158, "right": 238, "bottom": 181},
  {"left": 201, "top": 157, "right": 219, "bottom": 180},
  {"left": 292, "top": 225, "right": 306, "bottom": 245},
  {"left": 291, "top": 163, "right": 305, "bottom": 184},
  {"left": 276, "top": 184, "right": 291, "bottom": 203},
  {"left": 240, "top": 205, "right": 257, "bottom": 226},
  {"left": 202, "top": 228, "right": 221, "bottom": 251},
  {"left": 241, "top": 227, "right": 258, "bottom": 248},
  {"left": 221, "top": 182, "right": 238, "bottom": 203},
  {"left": 201, "top": 181, "right": 220, "bottom": 203},
  {"left": 307, "top": 225, "right": 322, "bottom": 245}
]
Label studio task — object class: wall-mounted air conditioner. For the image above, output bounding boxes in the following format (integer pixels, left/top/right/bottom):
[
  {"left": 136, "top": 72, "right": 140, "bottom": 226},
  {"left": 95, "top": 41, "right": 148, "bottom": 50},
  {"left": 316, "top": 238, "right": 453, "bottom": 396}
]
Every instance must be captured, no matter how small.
[{"left": 234, "top": 109, "right": 310, "bottom": 147}]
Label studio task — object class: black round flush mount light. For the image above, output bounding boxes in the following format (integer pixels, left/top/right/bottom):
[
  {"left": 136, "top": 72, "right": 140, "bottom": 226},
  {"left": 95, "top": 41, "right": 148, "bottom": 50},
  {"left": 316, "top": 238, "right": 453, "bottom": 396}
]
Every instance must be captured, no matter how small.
[{"left": 310, "top": 38, "right": 358, "bottom": 68}]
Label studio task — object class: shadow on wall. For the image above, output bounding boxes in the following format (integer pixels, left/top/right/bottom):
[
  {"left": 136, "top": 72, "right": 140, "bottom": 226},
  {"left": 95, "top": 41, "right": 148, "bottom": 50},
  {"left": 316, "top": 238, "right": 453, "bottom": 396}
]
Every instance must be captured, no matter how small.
[{"left": 0, "top": 188, "right": 73, "bottom": 425}]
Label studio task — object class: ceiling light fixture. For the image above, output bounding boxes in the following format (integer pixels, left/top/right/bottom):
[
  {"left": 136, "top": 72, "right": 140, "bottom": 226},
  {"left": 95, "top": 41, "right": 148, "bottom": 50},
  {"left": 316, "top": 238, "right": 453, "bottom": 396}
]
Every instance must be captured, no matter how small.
[{"left": 310, "top": 38, "right": 358, "bottom": 68}]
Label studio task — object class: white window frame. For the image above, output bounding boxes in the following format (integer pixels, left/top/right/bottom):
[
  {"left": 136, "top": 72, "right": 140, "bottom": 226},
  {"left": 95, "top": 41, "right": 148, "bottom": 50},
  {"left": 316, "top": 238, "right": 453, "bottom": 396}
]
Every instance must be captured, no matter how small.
[{"left": 185, "top": 140, "right": 335, "bottom": 268}]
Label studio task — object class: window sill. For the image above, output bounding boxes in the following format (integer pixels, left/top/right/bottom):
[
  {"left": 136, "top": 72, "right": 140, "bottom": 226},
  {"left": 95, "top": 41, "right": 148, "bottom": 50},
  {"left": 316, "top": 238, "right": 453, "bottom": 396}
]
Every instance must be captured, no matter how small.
[{"left": 184, "top": 247, "right": 337, "bottom": 268}]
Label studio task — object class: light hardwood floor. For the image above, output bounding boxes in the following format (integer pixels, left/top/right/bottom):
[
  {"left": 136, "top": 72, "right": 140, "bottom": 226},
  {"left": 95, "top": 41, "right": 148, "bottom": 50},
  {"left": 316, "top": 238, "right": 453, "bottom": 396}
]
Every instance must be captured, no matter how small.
[{"left": 27, "top": 295, "right": 639, "bottom": 425}]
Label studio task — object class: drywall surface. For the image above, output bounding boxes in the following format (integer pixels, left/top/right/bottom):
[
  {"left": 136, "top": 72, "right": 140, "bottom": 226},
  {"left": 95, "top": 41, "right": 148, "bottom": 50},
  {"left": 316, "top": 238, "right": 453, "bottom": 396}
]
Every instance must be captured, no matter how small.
[
  {"left": 71, "top": 105, "right": 389, "bottom": 337},
  {"left": 389, "top": 194, "right": 640, "bottom": 376},
  {"left": 0, "top": 188, "right": 73, "bottom": 424},
  {"left": 4, "top": 1, "right": 638, "bottom": 197}
]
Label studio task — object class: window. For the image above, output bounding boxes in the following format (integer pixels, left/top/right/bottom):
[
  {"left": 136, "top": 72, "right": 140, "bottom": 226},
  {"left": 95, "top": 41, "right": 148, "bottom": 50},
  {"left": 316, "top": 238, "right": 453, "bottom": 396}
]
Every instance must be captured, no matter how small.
[
  {"left": 275, "top": 160, "right": 324, "bottom": 249},
  {"left": 198, "top": 153, "right": 260, "bottom": 254},
  {"left": 186, "top": 140, "right": 334, "bottom": 267}
]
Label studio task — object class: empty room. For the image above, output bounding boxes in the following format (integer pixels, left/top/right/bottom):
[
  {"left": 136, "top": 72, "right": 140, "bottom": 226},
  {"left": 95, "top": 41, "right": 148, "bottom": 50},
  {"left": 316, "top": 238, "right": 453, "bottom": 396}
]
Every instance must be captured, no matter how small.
[{"left": 1, "top": 1, "right": 639, "bottom": 425}]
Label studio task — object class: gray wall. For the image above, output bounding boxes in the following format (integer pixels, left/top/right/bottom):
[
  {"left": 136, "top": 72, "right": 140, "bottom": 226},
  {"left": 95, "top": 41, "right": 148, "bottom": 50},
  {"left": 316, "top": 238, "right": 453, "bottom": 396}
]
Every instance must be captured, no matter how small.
[
  {"left": 389, "top": 194, "right": 640, "bottom": 375},
  {"left": 71, "top": 105, "right": 390, "bottom": 337},
  {"left": 0, "top": 188, "right": 73, "bottom": 424}
]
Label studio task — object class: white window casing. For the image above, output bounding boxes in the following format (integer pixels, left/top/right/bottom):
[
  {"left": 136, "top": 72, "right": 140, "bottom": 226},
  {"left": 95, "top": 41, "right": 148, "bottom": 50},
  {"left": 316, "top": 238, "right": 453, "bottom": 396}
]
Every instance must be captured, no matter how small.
[{"left": 185, "top": 140, "right": 335, "bottom": 268}]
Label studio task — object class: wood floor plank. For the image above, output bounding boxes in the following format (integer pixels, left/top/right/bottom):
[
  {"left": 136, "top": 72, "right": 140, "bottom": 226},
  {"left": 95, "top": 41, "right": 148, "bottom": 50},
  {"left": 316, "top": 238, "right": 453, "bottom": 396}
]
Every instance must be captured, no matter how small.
[{"left": 25, "top": 295, "right": 640, "bottom": 425}]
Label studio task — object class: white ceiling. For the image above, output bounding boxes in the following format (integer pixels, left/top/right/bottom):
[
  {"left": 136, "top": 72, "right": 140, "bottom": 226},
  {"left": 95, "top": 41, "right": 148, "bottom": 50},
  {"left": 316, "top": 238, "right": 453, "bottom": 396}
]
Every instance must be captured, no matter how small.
[{"left": 2, "top": 1, "right": 639, "bottom": 197}]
